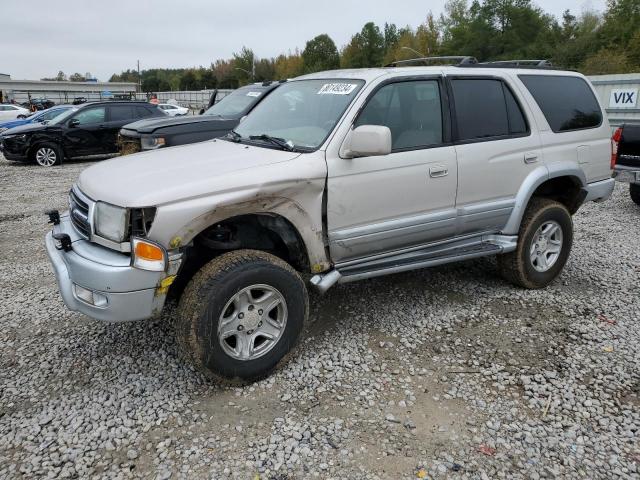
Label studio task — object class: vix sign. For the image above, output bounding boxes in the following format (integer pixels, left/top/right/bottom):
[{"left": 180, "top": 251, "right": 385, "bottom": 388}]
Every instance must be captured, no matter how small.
[{"left": 609, "top": 88, "right": 638, "bottom": 109}]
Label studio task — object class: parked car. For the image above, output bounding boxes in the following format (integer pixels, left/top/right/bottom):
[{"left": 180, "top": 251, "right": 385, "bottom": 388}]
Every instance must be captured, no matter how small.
[
  {"left": 45, "top": 60, "right": 614, "bottom": 383},
  {"left": 21, "top": 98, "right": 56, "bottom": 111},
  {"left": 72, "top": 97, "right": 88, "bottom": 105},
  {"left": 611, "top": 124, "right": 640, "bottom": 205},
  {"left": 0, "top": 104, "right": 30, "bottom": 121},
  {"left": 118, "top": 82, "right": 280, "bottom": 154},
  {"left": 0, "top": 101, "right": 164, "bottom": 166},
  {"left": 158, "top": 103, "right": 189, "bottom": 116},
  {"left": 0, "top": 105, "right": 77, "bottom": 133}
]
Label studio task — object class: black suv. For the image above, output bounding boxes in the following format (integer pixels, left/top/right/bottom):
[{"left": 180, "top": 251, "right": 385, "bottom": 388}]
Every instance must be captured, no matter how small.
[
  {"left": 118, "top": 82, "right": 281, "bottom": 154},
  {"left": 0, "top": 101, "right": 165, "bottom": 166}
]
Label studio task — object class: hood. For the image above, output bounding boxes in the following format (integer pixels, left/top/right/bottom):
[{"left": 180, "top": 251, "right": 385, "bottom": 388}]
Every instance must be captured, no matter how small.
[
  {"left": 77, "top": 139, "right": 302, "bottom": 207},
  {"left": 0, "top": 122, "right": 54, "bottom": 136},
  {"left": 0, "top": 119, "right": 28, "bottom": 130},
  {"left": 123, "top": 114, "right": 236, "bottom": 134}
]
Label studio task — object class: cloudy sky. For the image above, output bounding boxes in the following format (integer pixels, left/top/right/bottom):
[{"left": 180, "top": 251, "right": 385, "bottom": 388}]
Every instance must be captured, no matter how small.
[{"left": 2, "top": 0, "right": 604, "bottom": 81}]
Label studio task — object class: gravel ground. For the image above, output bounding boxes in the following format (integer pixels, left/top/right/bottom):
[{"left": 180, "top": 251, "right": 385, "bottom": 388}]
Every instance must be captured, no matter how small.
[{"left": 0, "top": 155, "right": 638, "bottom": 480}]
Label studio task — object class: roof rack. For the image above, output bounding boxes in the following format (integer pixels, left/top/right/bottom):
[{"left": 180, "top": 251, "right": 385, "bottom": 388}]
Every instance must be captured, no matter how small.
[
  {"left": 461, "top": 59, "right": 554, "bottom": 69},
  {"left": 385, "top": 56, "right": 478, "bottom": 67}
]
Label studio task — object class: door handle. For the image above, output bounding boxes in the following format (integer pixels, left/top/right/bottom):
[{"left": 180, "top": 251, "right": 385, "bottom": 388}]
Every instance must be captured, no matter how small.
[
  {"left": 524, "top": 152, "right": 538, "bottom": 164},
  {"left": 429, "top": 166, "right": 448, "bottom": 178}
]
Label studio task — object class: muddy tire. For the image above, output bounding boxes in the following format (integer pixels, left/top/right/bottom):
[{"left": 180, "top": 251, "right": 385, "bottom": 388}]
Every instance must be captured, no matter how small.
[
  {"left": 498, "top": 198, "right": 573, "bottom": 289},
  {"left": 630, "top": 183, "right": 640, "bottom": 206},
  {"left": 176, "top": 249, "right": 308, "bottom": 384},
  {"left": 31, "top": 143, "right": 62, "bottom": 167}
]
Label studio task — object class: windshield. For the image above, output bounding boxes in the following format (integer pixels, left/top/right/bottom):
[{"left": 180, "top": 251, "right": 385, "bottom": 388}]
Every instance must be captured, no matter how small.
[
  {"left": 233, "top": 79, "right": 364, "bottom": 150},
  {"left": 204, "top": 88, "right": 267, "bottom": 117},
  {"left": 49, "top": 108, "right": 76, "bottom": 125}
]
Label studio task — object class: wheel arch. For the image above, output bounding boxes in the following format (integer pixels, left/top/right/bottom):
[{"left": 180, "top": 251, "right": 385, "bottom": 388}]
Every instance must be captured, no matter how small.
[{"left": 503, "top": 165, "right": 586, "bottom": 235}]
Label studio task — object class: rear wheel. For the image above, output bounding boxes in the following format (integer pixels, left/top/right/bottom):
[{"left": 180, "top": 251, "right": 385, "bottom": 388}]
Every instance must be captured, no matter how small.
[
  {"left": 498, "top": 198, "right": 573, "bottom": 289},
  {"left": 630, "top": 183, "right": 640, "bottom": 206},
  {"left": 32, "top": 143, "right": 62, "bottom": 167},
  {"left": 176, "top": 250, "right": 308, "bottom": 384}
]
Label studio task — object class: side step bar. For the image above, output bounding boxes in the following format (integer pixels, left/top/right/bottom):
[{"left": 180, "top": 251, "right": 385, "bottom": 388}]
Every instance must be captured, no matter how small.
[{"left": 310, "top": 234, "right": 516, "bottom": 294}]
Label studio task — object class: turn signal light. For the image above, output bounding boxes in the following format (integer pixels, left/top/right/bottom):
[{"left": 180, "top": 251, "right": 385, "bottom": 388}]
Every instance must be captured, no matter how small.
[{"left": 132, "top": 238, "right": 166, "bottom": 271}]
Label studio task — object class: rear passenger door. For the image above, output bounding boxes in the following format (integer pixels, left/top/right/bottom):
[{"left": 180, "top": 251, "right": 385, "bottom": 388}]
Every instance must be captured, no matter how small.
[
  {"left": 326, "top": 77, "right": 458, "bottom": 262},
  {"left": 103, "top": 105, "right": 139, "bottom": 153},
  {"left": 448, "top": 76, "right": 542, "bottom": 235}
]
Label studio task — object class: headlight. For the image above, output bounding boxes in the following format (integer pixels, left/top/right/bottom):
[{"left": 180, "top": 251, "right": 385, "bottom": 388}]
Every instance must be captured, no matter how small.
[
  {"left": 95, "top": 202, "right": 128, "bottom": 242},
  {"left": 140, "top": 136, "right": 166, "bottom": 150}
]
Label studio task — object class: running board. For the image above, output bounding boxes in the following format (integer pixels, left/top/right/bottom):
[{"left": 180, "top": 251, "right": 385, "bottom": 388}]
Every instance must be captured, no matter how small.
[{"left": 310, "top": 234, "right": 516, "bottom": 293}]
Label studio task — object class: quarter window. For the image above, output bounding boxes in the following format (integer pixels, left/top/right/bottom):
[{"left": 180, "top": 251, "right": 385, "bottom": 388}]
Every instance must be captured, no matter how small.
[
  {"left": 519, "top": 75, "right": 602, "bottom": 132},
  {"left": 355, "top": 80, "right": 443, "bottom": 150}
]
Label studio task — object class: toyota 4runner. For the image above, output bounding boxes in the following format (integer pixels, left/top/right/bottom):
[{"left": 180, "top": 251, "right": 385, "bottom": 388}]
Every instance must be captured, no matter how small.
[{"left": 45, "top": 58, "right": 614, "bottom": 383}]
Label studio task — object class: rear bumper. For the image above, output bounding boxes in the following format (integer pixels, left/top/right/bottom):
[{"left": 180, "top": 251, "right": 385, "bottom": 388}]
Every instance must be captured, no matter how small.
[
  {"left": 45, "top": 214, "right": 176, "bottom": 322},
  {"left": 583, "top": 178, "right": 615, "bottom": 203},
  {"left": 613, "top": 166, "right": 640, "bottom": 185}
]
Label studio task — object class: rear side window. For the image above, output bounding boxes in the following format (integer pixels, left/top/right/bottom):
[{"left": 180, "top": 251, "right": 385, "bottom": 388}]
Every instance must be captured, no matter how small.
[
  {"left": 451, "top": 79, "right": 528, "bottom": 141},
  {"left": 136, "top": 106, "right": 155, "bottom": 117},
  {"left": 519, "top": 75, "right": 602, "bottom": 132},
  {"left": 110, "top": 105, "right": 138, "bottom": 122}
]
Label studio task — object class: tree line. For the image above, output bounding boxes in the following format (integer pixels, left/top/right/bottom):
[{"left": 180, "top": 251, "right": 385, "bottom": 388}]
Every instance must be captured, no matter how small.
[{"left": 106, "top": 0, "right": 639, "bottom": 92}]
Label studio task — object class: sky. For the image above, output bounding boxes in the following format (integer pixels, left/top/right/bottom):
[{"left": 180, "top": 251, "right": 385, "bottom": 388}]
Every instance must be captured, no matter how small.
[{"left": 1, "top": 0, "right": 606, "bottom": 81}]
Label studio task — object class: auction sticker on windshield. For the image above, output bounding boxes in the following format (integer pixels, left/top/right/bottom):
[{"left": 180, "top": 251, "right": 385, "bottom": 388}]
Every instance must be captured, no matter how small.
[
  {"left": 318, "top": 83, "right": 358, "bottom": 95},
  {"left": 246, "top": 92, "right": 262, "bottom": 97}
]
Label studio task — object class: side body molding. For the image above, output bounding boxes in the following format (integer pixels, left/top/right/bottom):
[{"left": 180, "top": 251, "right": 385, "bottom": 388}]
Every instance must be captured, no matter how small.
[{"left": 501, "top": 162, "right": 586, "bottom": 235}]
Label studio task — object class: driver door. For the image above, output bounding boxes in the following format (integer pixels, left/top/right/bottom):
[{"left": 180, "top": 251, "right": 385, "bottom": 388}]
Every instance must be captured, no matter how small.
[
  {"left": 62, "top": 106, "right": 107, "bottom": 157},
  {"left": 326, "top": 77, "right": 458, "bottom": 263}
]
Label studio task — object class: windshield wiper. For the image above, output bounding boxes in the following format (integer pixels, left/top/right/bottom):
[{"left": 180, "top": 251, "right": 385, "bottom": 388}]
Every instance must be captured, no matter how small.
[{"left": 249, "top": 134, "right": 294, "bottom": 151}]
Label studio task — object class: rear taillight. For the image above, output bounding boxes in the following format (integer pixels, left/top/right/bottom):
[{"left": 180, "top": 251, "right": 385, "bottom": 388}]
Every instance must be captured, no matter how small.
[{"left": 611, "top": 127, "right": 623, "bottom": 169}]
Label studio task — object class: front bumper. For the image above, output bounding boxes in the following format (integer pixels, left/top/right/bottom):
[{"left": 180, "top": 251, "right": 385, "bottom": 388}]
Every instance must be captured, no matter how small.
[
  {"left": 613, "top": 166, "right": 640, "bottom": 185},
  {"left": 45, "top": 213, "right": 177, "bottom": 322}
]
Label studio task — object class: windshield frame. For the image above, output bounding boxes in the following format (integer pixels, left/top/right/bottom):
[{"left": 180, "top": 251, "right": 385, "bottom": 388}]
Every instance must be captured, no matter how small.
[
  {"left": 226, "top": 78, "right": 366, "bottom": 153},
  {"left": 204, "top": 86, "right": 271, "bottom": 118}
]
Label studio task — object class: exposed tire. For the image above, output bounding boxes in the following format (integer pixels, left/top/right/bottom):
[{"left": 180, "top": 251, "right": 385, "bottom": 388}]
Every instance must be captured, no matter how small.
[
  {"left": 630, "top": 183, "right": 640, "bottom": 206},
  {"left": 498, "top": 198, "right": 573, "bottom": 289},
  {"left": 176, "top": 249, "right": 308, "bottom": 384},
  {"left": 31, "top": 143, "right": 62, "bottom": 167}
]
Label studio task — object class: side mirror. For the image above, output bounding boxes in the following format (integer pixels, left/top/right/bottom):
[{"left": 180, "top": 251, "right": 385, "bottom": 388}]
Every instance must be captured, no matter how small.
[
  {"left": 341, "top": 125, "right": 392, "bottom": 159},
  {"left": 69, "top": 118, "right": 80, "bottom": 128}
]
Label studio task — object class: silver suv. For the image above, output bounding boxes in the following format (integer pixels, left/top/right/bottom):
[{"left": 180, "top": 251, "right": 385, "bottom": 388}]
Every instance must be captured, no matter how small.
[{"left": 46, "top": 59, "right": 614, "bottom": 383}]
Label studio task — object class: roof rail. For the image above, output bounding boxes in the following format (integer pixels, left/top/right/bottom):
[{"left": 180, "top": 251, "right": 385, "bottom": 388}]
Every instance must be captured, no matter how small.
[
  {"left": 461, "top": 59, "right": 554, "bottom": 69},
  {"left": 386, "top": 56, "right": 478, "bottom": 67}
]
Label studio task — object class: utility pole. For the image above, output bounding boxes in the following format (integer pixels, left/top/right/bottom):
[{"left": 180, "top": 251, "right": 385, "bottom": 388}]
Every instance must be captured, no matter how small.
[{"left": 137, "top": 60, "right": 141, "bottom": 93}]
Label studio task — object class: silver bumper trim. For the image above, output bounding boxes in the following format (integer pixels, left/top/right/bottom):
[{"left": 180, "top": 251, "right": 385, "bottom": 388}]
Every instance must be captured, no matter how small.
[
  {"left": 45, "top": 218, "right": 177, "bottom": 322},
  {"left": 583, "top": 178, "right": 615, "bottom": 203}
]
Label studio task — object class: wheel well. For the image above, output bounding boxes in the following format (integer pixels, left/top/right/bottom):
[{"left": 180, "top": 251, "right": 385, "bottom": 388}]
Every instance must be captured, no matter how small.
[
  {"left": 171, "top": 214, "right": 310, "bottom": 299},
  {"left": 531, "top": 176, "right": 584, "bottom": 214}
]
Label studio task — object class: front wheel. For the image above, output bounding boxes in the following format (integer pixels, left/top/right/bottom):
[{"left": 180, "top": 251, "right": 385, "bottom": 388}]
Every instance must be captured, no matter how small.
[
  {"left": 498, "top": 198, "right": 573, "bottom": 289},
  {"left": 32, "top": 143, "right": 62, "bottom": 167},
  {"left": 176, "top": 250, "right": 308, "bottom": 384},
  {"left": 630, "top": 183, "right": 640, "bottom": 206}
]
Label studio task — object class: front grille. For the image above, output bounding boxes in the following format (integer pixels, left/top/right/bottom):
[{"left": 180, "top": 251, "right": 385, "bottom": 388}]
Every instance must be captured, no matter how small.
[
  {"left": 69, "top": 188, "right": 91, "bottom": 238},
  {"left": 118, "top": 134, "right": 142, "bottom": 156}
]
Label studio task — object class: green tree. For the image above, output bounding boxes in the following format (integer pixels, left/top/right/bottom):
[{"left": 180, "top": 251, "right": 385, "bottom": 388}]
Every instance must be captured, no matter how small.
[
  {"left": 582, "top": 48, "right": 632, "bottom": 74},
  {"left": 274, "top": 51, "right": 304, "bottom": 79},
  {"left": 69, "top": 73, "right": 85, "bottom": 82},
  {"left": 302, "top": 34, "right": 340, "bottom": 73},
  {"left": 232, "top": 47, "right": 255, "bottom": 85},
  {"left": 341, "top": 22, "right": 386, "bottom": 68}
]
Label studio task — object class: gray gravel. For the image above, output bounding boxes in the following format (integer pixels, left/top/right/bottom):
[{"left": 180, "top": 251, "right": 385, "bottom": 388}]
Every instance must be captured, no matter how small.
[{"left": 0, "top": 155, "right": 638, "bottom": 479}]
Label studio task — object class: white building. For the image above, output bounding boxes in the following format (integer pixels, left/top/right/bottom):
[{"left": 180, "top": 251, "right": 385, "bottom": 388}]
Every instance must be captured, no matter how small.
[{"left": 0, "top": 74, "right": 137, "bottom": 104}]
